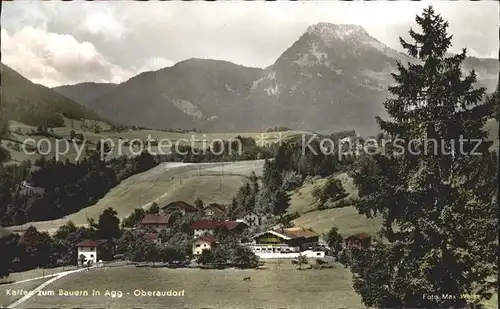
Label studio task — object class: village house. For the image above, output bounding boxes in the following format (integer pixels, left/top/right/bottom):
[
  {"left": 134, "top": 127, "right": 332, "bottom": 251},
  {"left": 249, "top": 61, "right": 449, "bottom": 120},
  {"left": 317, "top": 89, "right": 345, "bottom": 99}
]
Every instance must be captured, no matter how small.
[
  {"left": 19, "top": 180, "right": 45, "bottom": 196},
  {"left": 191, "top": 219, "right": 248, "bottom": 238},
  {"left": 192, "top": 235, "right": 217, "bottom": 256},
  {"left": 138, "top": 214, "right": 172, "bottom": 233},
  {"left": 245, "top": 227, "right": 324, "bottom": 259},
  {"left": 344, "top": 233, "right": 372, "bottom": 249},
  {"left": 160, "top": 201, "right": 198, "bottom": 215},
  {"left": 204, "top": 203, "right": 226, "bottom": 217},
  {"left": 75, "top": 239, "right": 113, "bottom": 265},
  {"left": 234, "top": 209, "right": 265, "bottom": 227},
  {"left": 143, "top": 232, "right": 162, "bottom": 245}
]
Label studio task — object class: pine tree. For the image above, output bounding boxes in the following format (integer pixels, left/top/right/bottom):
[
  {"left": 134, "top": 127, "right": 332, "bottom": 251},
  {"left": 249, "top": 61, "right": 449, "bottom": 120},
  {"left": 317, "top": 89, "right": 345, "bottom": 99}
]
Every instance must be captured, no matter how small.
[
  {"left": 0, "top": 97, "right": 10, "bottom": 163},
  {"left": 350, "top": 6, "right": 498, "bottom": 308},
  {"left": 272, "top": 188, "right": 290, "bottom": 219},
  {"left": 97, "top": 207, "right": 121, "bottom": 241},
  {"left": 194, "top": 198, "right": 204, "bottom": 212}
]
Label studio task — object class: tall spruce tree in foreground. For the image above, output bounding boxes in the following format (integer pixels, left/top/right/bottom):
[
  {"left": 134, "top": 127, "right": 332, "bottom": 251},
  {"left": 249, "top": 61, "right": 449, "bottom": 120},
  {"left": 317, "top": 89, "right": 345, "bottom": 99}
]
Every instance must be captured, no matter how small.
[{"left": 350, "top": 6, "right": 498, "bottom": 308}]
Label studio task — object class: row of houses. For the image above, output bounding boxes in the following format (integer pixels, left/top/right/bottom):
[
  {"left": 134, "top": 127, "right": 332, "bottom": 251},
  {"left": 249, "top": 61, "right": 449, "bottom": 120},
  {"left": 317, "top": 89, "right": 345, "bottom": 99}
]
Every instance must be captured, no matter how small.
[{"left": 76, "top": 199, "right": 373, "bottom": 264}]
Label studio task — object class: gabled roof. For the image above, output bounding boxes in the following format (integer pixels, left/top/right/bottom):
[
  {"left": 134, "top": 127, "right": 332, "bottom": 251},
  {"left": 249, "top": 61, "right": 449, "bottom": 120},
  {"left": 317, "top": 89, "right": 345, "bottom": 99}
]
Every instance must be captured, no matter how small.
[
  {"left": 143, "top": 233, "right": 160, "bottom": 240},
  {"left": 205, "top": 203, "right": 226, "bottom": 214},
  {"left": 346, "top": 233, "right": 371, "bottom": 240},
  {"left": 224, "top": 220, "right": 247, "bottom": 230},
  {"left": 75, "top": 239, "right": 108, "bottom": 247},
  {"left": 252, "top": 227, "right": 319, "bottom": 241},
  {"left": 191, "top": 220, "right": 247, "bottom": 230},
  {"left": 139, "top": 214, "right": 172, "bottom": 225},
  {"left": 252, "top": 230, "right": 293, "bottom": 241},
  {"left": 162, "top": 201, "right": 198, "bottom": 213},
  {"left": 282, "top": 227, "right": 319, "bottom": 239},
  {"left": 195, "top": 235, "right": 217, "bottom": 243},
  {"left": 234, "top": 209, "right": 258, "bottom": 219}
]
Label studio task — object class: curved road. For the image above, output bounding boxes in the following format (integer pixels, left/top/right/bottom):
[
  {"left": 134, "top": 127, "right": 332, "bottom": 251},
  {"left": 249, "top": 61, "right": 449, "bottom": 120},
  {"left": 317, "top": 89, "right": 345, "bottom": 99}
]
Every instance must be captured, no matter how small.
[{"left": 5, "top": 268, "right": 88, "bottom": 309}]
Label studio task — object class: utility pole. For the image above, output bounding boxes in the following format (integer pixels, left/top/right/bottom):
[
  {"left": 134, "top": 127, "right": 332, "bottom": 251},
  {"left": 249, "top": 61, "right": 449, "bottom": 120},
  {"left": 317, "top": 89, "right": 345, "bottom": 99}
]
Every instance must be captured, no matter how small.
[{"left": 219, "top": 163, "right": 223, "bottom": 192}]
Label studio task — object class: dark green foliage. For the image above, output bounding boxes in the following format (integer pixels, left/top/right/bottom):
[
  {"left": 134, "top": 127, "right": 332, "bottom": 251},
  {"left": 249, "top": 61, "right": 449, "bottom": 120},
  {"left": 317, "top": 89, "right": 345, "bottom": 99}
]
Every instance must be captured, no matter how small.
[
  {"left": 0, "top": 151, "right": 164, "bottom": 227},
  {"left": 0, "top": 233, "right": 18, "bottom": 278},
  {"left": 231, "top": 245, "right": 259, "bottom": 268},
  {"left": 147, "top": 202, "right": 159, "bottom": 215},
  {"left": 97, "top": 207, "right": 121, "bottom": 241},
  {"left": 17, "top": 226, "right": 53, "bottom": 270},
  {"left": 160, "top": 246, "right": 185, "bottom": 263},
  {"left": 0, "top": 102, "right": 9, "bottom": 164},
  {"left": 52, "top": 220, "right": 96, "bottom": 266},
  {"left": 78, "top": 254, "right": 86, "bottom": 266},
  {"left": 196, "top": 249, "right": 214, "bottom": 265},
  {"left": 0, "top": 64, "right": 102, "bottom": 127},
  {"left": 296, "top": 255, "right": 308, "bottom": 270},
  {"left": 271, "top": 188, "right": 291, "bottom": 218},
  {"left": 268, "top": 140, "right": 345, "bottom": 179},
  {"left": 121, "top": 208, "right": 146, "bottom": 228},
  {"left": 312, "top": 175, "right": 348, "bottom": 208},
  {"left": 266, "top": 126, "right": 292, "bottom": 132},
  {"left": 281, "top": 171, "right": 303, "bottom": 191},
  {"left": 324, "top": 226, "right": 343, "bottom": 252},
  {"left": 115, "top": 230, "right": 138, "bottom": 255},
  {"left": 125, "top": 238, "right": 149, "bottom": 262},
  {"left": 350, "top": 6, "right": 498, "bottom": 308},
  {"left": 196, "top": 237, "right": 259, "bottom": 269},
  {"left": 194, "top": 198, "right": 204, "bottom": 211},
  {"left": 262, "top": 159, "right": 282, "bottom": 192}
]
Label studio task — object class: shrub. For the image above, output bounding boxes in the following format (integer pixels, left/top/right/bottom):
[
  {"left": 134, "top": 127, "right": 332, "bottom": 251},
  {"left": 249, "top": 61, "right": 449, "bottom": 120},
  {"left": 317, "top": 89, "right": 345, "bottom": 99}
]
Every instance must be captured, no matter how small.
[{"left": 281, "top": 171, "right": 303, "bottom": 191}]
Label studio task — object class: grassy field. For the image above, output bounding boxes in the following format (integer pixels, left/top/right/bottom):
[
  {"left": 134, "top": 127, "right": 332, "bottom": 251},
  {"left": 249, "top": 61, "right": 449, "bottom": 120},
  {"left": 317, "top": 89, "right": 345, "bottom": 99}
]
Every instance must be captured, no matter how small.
[
  {"left": 0, "top": 266, "right": 78, "bottom": 285},
  {"left": 0, "top": 277, "right": 51, "bottom": 307},
  {"left": 0, "top": 227, "right": 11, "bottom": 238},
  {"left": 6, "top": 160, "right": 265, "bottom": 234},
  {"left": 5, "top": 118, "right": 306, "bottom": 164},
  {"left": 287, "top": 173, "right": 381, "bottom": 238},
  {"left": 16, "top": 261, "right": 363, "bottom": 309},
  {"left": 484, "top": 118, "right": 499, "bottom": 149},
  {"left": 293, "top": 207, "right": 382, "bottom": 238}
]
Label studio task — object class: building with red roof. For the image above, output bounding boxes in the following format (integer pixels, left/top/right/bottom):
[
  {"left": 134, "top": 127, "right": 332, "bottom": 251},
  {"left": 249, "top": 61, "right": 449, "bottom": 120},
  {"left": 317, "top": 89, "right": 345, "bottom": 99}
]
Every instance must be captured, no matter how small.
[
  {"left": 344, "top": 233, "right": 372, "bottom": 249},
  {"left": 75, "top": 239, "right": 112, "bottom": 265},
  {"left": 140, "top": 232, "right": 162, "bottom": 245},
  {"left": 138, "top": 214, "right": 172, "bottom": 232},
  {"left": 234, "top": 209, "right": 265, "bottom": 227},
  {"left": 191, "top": 219, "right": 248, "bottom": 238},
  {"left": 160, "top": 201, "right": 198, "bottom": 215},
  {"left": 204, "top": 203, "right": 226, "bottom": 217},
  {"left": 192, "top": 235, "right": 217, "bottom": 256}
]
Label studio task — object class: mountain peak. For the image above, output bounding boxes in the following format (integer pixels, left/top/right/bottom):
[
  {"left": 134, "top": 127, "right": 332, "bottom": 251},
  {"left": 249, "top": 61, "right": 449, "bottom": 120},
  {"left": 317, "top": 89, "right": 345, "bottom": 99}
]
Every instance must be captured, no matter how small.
[{"left": 306, "top": 23, "right": 369, "bottom": 41}]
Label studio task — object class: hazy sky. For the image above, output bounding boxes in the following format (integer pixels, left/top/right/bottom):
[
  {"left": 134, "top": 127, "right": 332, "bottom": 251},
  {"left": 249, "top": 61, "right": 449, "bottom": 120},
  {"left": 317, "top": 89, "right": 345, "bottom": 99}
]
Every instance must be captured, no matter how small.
[{"left": 1, "top": 1, "right": 498, "bottom": 87}]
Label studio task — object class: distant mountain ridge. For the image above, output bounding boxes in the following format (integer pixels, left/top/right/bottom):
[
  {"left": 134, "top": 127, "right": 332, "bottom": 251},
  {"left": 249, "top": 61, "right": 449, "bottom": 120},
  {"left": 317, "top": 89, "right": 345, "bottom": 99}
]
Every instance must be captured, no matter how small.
[
  {"left": 52, "top": 82, "right": 118, "bottom": 109},
  {"left": 0, "top": 63, "right": 102, "bottom": 128},
  {"left": 12, "top": 23, "right": 500, "bottom": 134},
  {"left": 87, "top": 59, "right": 262, "bottom": 131}
]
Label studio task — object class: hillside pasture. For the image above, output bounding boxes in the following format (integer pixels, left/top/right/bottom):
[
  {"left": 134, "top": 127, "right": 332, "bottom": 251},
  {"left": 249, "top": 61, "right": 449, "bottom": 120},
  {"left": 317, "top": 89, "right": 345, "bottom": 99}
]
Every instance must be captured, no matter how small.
[
  {"left": 0, "top": 277, "right": 51, "bottom": 307},
  {"left": 16, "top": 262, "right": 363, "bottom": 309},
  {"left": 6, "top": 160, "right": 265, "bottom": 234},
  {"left": 288, "top": 173, "right": 381, "bottom": 238},
  {"left": 6, "top": 119, "right": 306, "bottom": 164}
]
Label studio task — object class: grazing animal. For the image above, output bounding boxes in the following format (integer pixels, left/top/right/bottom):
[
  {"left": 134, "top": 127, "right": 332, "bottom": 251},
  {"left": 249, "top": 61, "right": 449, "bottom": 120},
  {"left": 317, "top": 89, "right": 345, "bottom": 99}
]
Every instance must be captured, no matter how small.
[{"left": 243, "top": 277, "right": 251, "bottom": 281}]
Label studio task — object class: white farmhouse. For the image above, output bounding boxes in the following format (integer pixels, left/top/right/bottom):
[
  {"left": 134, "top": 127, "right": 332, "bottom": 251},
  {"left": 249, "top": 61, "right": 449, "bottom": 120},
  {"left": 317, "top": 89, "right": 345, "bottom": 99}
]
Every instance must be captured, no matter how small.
[
  {"left": 234, "top": 210, "right": 265, "bottom": 227},
  {"left": 192, "top": 235, "right": 217, "bottom": 256},
  {"left": 244, "top": 227, "right": 324, "bottom": 259},
  {"left": 75, "top": 239, "right": 111, "bottom": 266}
]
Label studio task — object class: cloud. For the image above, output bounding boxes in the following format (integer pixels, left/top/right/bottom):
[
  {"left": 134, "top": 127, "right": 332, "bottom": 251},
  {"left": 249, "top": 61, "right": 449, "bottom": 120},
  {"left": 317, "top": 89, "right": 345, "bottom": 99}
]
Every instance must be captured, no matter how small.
[
  {"left": 77, "top": 10, "right": 128, "bottom": 41},
  {"left": 1, "top": 27, "right": 133, "bottom": 87},
  {"left": 137, "top": 57, "right": 175, "bottom": 73},
  {"left": 1, "top": 1, "right": 497, "bottom": 87}
]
